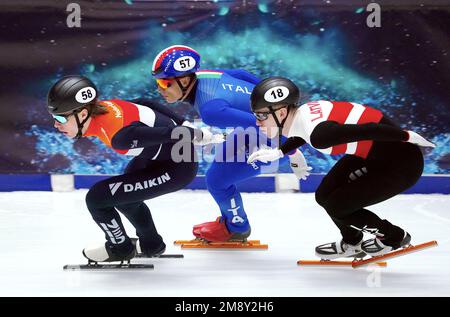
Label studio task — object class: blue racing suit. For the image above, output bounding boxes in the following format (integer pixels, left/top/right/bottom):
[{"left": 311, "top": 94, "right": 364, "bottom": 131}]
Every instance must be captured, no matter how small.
[{"left": 191, "top": 69, "right": 288, "bottom": 233}]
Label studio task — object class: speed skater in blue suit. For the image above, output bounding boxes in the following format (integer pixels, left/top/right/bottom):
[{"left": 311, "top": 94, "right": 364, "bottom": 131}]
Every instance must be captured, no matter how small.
[{"left": 151, "top": 45, "right": 312, "bottom": 242}]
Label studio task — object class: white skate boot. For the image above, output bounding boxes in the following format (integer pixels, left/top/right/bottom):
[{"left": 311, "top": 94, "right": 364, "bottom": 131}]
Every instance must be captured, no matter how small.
[
  {"left": 82, "top": 241, "right": 136, "bottom": 263},
  {"left": 315, "top": 237, "right": 365, "bottom": 260},
  {"left": 361, "top": 231, "right": 411, "bottom": 257}
]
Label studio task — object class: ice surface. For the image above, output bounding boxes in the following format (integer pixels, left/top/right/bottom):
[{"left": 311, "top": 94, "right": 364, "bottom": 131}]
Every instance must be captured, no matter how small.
[{"left": 0, "top": 190, "right": 448, "bottom": 296}]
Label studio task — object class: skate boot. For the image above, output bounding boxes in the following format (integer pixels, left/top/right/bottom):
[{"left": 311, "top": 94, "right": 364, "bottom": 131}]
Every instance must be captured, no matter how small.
[
  {"left": 134, "top": 238, "right": 166, "bottom": 257},
  {"left": 82, "top": 240, "right": 136, "bottom": 263},
  {"left": 193, "top": 217, "right": 221, "bottom": 238},
  {"left": 199, "top": 217, "right": 251, "bottom": 242},
  {"left": 361, "top": 231, "right": 411, "bottom": 257},
  {"left": 315, "top": 237, "right": 365, "bottom": 260}
]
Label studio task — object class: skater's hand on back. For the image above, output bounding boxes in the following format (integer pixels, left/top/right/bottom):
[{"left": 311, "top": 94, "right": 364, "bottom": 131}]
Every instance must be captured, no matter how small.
[
  {"left": 406, "top": 131, "right": 436, "bottom": 148},
  {"left": 247, "top": 148, "right": 283, "bottom": 164}
]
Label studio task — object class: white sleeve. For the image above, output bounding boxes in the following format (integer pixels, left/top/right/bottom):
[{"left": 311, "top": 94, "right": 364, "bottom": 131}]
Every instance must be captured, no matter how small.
[
  {"left": 288, "top": 100, "right": 333, "bottom": 143},
  {"left": 132, "top": 103, "right": 156, "bottom": 127}
]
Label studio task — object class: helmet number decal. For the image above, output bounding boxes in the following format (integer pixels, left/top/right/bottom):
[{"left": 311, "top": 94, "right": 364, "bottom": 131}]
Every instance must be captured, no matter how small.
[
  {"left": 75, "top": 87, "right": 97, "bottom": 103},
  {"left": 174, "top": 56, "right": 196, "bottom": 72},
  {"left": 264, "top": 86, "right": 289, "bottom": 103}
]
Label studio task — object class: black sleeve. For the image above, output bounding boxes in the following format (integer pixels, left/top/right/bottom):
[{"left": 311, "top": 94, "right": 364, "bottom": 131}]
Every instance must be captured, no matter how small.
[
  {"left": 111, "top": 122, "right": 195, "bottom": 150},
  {"left": 129, "top": 98, "right": 185, "bottom": 125},
  {"left": 310, "top": 120, "right": 409, "bottom": 149},
  {"left": 280, "top": 137, "right": 307, "bottom": 155}
]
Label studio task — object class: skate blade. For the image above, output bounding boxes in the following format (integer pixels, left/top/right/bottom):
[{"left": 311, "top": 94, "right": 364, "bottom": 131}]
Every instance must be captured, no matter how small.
[
  {"left": 135, "top": 253, "right": 184, "bottom": 258},
  {"left": 174, "top": 239, "right": 268, "bottom": 250},
  {"left": 297, "top": 260, "right": 387, "bottom": 267},
  {"left": 63, "top": 263, "right": 154, "bottom": 270},
  {"left": 352, "top": 240, "right": 438, "bottom": 268},
  {"left": 174, "top": 239, "right": 261, "bottom": 245}
]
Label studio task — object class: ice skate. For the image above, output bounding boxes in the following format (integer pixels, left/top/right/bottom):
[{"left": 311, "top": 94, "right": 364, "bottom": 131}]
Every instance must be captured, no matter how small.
[
  {"left": 353, "top": 238, "right": 437, "bottom": 268},
  {"left": 134, "top": 238, "right": 167, "bottom": 258},
  {"left": 192, "top": 217, "right": 221, "bottom": 239},
  {"left": 361, "top": 231, "right": 411, "bottom": 257},
  {"left": 315, "top": 237, "right": 365, "bottom": 260},
  {"left": 198, "top": 216, "right": 251, "bottom": 242},
  {"left": 175, "top": 217, "right": 267, "bottom": 250},
  {"left": 65, "top": 241, "right": 153, "bottom": 270},
  {"left": 82, "top": 240, "right": 136, "bottom": 263}
]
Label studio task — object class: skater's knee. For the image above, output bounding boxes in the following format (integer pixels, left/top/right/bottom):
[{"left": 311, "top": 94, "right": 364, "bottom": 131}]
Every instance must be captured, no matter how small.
[
  {"left": 322, "top": 200, "right": 354, "bottom": 220},
  {"left": 85, "top": 183, "right": 107, "bottom": 211},
  {"left": 402, "top": 165, "right": 423, "bottom": 188},
  {"left": 115, "top": 202, "right": 142, "bottom": 214},
  {"left": 314, "top": 192, "right": 346, "bottom": 219},
  {"left": 206, "top": 167, "right": 226, "bottom": 191},
  {"left": 85, "top": 187, "right": 97, "bottom": 210},
  {"left": 315, "top": 188, "right": 329, "bottom": 207}
]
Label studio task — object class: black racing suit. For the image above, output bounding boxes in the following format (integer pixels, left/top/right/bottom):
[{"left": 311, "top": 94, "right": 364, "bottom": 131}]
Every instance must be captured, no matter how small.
[
  {"left": 84, "top": 98, "right": 198, "bottom": 256},
  {"left": 280, "top": 116, "right": 423, "bottom": 247}
]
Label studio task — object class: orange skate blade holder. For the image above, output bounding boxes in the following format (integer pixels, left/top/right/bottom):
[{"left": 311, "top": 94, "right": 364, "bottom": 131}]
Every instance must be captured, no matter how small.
[
  {"left": 352, "top": 240, "right": 438, "bottom": 268},
  {"left": 297, "top": 260, "right": 387, "bottom": 267},
  {"left": 174, "top": 239, "right": 268, "bottom": 250}
]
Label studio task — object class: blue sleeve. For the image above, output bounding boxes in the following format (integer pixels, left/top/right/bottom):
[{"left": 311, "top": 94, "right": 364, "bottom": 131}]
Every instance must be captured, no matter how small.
[
  {"left": 199, "top": 99, "right": 257, "bottom": 128},
  {"left": 218, "top": 69, "right": 261, "bottom": 85}
]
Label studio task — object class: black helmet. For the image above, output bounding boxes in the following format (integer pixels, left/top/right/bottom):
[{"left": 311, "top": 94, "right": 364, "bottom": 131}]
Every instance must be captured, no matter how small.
[
  {"left": 250, "top": 76, "right": 300, "bottom": 112},
  {"left": 47, "top": 75, "right": 97, "bottom": 115}
]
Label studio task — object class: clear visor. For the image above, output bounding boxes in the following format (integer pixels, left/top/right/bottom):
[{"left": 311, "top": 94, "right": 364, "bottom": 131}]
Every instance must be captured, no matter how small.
[{"left": 253, "top": 111, "right": 270, "bottom": 121}]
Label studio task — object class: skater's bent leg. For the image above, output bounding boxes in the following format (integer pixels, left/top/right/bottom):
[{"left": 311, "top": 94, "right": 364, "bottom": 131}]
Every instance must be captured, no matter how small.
[
  {"left": 327, "top": 217, "right": 363, "bottom": 245},
  {"left": 206, "top": 160, "right": 261, "bottom": 233},
  {"left": 85, "top": 184, "right": 134, "bottom": 255},
  {"left": 85, "top": 159, "right": 197, "bottom": 252},
  {"left": 115, "top": 202, "right": 164, "bottom": 252},
  {"left": 318, "top": 157, "right": 422, "bottom": 247},
  {"left": 315, "top": 156, "right": 367, "bottom": 244}
]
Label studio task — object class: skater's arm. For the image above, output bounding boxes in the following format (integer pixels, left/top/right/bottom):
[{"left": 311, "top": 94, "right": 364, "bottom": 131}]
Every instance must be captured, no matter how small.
[
  {"left": 129, "top": 98, "right": 185, "bottom": 125},
  {"left": 111, "top": 122, "right": 195, "bottom": 150},
  {"left": 199, "top": 99, "right": 256, "bottom": 128},
  {"left": 310, "top": 120, "right": 409, "bottom": 149},
  {"left": 280, "top": 137, "right": 307, "bottom": 154}
]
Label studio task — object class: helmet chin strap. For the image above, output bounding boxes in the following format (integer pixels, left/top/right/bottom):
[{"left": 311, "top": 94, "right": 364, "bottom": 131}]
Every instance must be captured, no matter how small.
[
  {"left": 175, "top": 76, "right": 195, "bottom": 101},
  {"left": 73, "top": 110, "right": 91, "bottom": 139},
  {"left": 268, "top": 106, "right": 290, "bottom": 147}
]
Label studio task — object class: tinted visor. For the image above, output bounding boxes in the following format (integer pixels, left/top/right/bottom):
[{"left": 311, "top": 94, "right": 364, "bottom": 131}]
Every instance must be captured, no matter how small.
[
  {"left": 156, "top": 78, "right": 173, "bottom": 89},
  {"left": 52, "top": 114, "right": 71, "bottom": 124}
]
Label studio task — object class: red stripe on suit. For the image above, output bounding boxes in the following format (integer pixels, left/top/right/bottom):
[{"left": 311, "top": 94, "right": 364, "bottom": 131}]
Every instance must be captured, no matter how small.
[
  {"left": 327, "top": 102, "right": 354, "bottom": 155},
  {"left": 354, "top": 106, "right": 383, "bottom": 158}
]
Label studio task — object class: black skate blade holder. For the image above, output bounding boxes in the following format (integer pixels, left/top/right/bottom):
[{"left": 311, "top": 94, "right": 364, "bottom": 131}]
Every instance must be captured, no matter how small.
[
  {"left": 63, "top": 259, "right": 154, "bottom": 270},
  {"left": 87, "top": 259, "right": 131, "bottom": 267}
]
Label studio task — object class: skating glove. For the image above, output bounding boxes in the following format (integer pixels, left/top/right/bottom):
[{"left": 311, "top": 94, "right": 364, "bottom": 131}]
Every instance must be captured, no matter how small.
[
  {"left": 193, "top": 127, "right": 225, "bottom": 146},
  {"left": 181, "top": 121, "right": 225, "bottom": 146},
  {"left": 247, "top": 148, "right": 284, "bottom": 164},
  {"left": 406, "top": 131, "right": 436, "bottom": 148},
  {"left": 181, "top": 120, "right": 197, "bottom": 129},
  {"left": 288, "top": 149, "right": 312, "bottom": 180}
]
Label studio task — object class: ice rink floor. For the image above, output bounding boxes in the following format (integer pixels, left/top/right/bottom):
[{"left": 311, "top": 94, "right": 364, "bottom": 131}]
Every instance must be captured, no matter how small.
[{"left": 0, "top": 190, "right": 448, "bottom": 297}]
